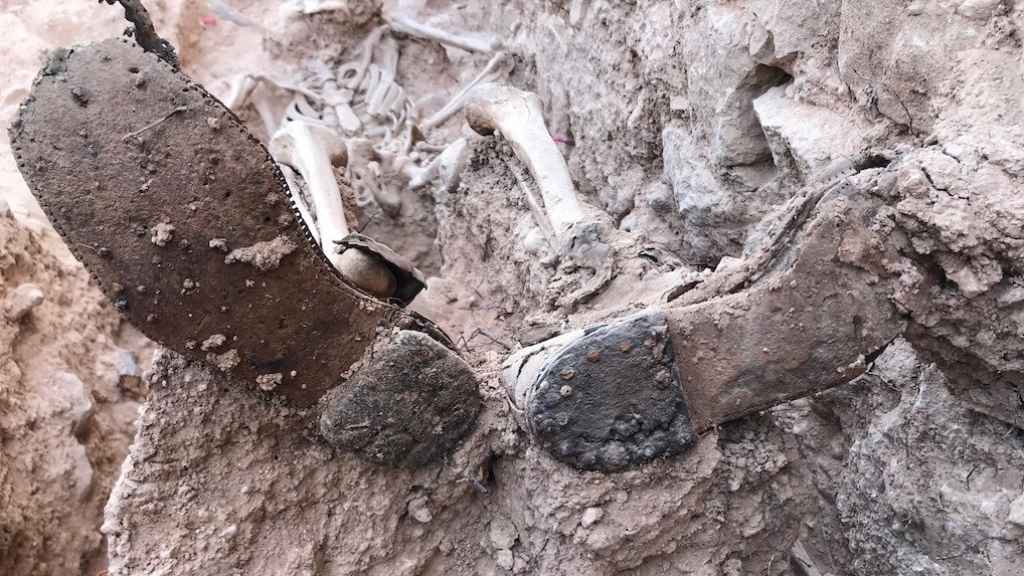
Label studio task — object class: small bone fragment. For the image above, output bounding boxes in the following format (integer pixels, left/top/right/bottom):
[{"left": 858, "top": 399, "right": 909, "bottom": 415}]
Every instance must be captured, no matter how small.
[
  {"left": 387, "top": 14, "right": 502, "bottom": 54},
  {"left": 465, "top": 83, "right": 587, "bottom": 236}
]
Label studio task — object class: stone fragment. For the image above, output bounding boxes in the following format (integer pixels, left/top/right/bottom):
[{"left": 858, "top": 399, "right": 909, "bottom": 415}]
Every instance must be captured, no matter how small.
[
  {"left": 958, "top": 0, "right": 1002, "bottom": 20},
  {"left": 5, "top": 283, "right": 45, "bottom": 321},
  {"left": 581, "top": 507, "right": 604, "bottom": 528},
  {"left": 1008, "top": 493, "right": 1024, "bottom": 528},
  {"left": 407, "top": 497, "right": 433, "bottom": 524},
  {"left": 149, "top": 222, "right": 174, "bottom": 247},
  {"left": 489, "top": 516, "right": 518, "bottom": 550},
  {"left": 753, "top": 86, "right": 867, "bottom": 178}
]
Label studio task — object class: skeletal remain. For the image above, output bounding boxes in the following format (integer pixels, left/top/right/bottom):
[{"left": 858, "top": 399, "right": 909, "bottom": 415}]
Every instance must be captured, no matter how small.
[
  {"left": 464, "top": 82, "right": 589, "bottom": 237},
  {"left": 223, "top": 74, "right": 322, "bottom": 136},
  {"left": 281, "top": 0, "right": 348, "bottom": 15},
  {"left": 270, "top": 106, "right": 397, "bottom": 299},
  {"left": 406, "top": 137, "right": 469, "bottom": 193},
  {"left": 421, "top": 52, "right": 510, "bottom": 130},
  {"left": 387, "top": 14, "right": 502, "bottom": 54}
]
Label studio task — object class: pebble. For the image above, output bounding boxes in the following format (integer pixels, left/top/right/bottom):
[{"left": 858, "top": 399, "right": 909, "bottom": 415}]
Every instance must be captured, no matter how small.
[
  {"left": 256, "top": 373, "right": 283, "bottom": 391},
  {"left": 150, "top": 222, "right": 175, "bottom": 247},
  {"left": 581, "top": 506, "right": 604, "bottom": 528},
  {"left": 209, "top": 238, "right": 229, "bottom": 253},
  {"left": 201, "top": 334, "right": 227, "bottom": 351},
  {"left": 5, "top": 283, "right": 45, "bottom": 321},
  {"left": 407, "top": 496, "right": 433, "bottom": 524}
]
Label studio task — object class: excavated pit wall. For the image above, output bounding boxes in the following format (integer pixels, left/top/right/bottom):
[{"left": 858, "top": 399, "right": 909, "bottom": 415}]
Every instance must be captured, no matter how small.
[{"left": 2, "top": 0, "right": 1024, "bottom": 575}]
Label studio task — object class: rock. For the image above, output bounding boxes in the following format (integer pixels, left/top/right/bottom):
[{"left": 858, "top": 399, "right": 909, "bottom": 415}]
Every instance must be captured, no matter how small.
[
  {"left": 149, "top": 222, "right": 175, "bottom": 247},
  {"left": 208, "top": 238, "right": 229, "bottom": 252},
  {"left": 255, "top": 373, "right": 282, "bottom": 392},
  {"left": 581, "top": 507, "right": 604, "bottom": 528},
  {"left": 53, "top": 371, "right": 94, "bottom": 439},
  {"left": 407, "top": 496, "right": 433, "bottom": 524},
  {"left": 319, "top": 330, "right": 481, "bottom": 468},
  {"left": 489, "top": 517, "right": 518, "bottom": 550},
  {"left": 200, "top": 334, "right": 227, "bottom": 351},
  {"left": 1008, "top": 493, "right": 1024, "bottom": 528},
  {"left": 958, "top": 0, "right": 1002, "bottom": 20},
  {"left": 4, "top": 283, "right": 45, "bottom": 321},
  {"left": 753, "top": 86, "right": 867, "bottom": 178}
]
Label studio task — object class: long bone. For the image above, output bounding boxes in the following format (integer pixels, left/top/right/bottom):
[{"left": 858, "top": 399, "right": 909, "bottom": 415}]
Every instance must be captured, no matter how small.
[
  {"left": 270, "top": 102, "right": 398, "bottom": 299},
  {"left": 421, "top": 51, "right": 509, "bottom": 130},
  {"left": 464, "top": 82, "right": 587, "bottom": 237},
  {"left": 387, "top": 14, "right": 502, "bottom": 54}
]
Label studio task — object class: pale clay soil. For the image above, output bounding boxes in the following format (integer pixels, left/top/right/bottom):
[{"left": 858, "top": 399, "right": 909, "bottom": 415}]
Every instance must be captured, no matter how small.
[{"left": 3, "top": 1, "right": 1024, "bottom": 576}]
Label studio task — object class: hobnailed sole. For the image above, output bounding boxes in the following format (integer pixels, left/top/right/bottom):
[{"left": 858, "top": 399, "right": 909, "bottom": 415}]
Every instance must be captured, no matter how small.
[{"left": 9, "top": 38, "right": 404, "bottom": 406}]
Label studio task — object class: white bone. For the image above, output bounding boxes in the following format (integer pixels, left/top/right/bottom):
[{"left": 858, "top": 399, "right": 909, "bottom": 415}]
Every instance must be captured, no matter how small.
[
  {"left": 281, "top": 0, "right": 347, "bottom": 15},
  {"left": 464, "top": 83, "right": 586, "bottom": 236},
  {"left": 270, "top": 119, "right": 399, "bottom": 299},
  {"left": 387, "top": 15, "right": 502, "bottom": 53},
  {"left": 223, "top": 74, "right": 324, "bottom": 137},
  {"left": 421, "top": 51, "right": 509, "bottom": 130},
  {"left": 405, "top": 137, "right": 468, "bottom": 191},
  {"left": 270, "top": 119, "right": 350, "bottom": 265}
]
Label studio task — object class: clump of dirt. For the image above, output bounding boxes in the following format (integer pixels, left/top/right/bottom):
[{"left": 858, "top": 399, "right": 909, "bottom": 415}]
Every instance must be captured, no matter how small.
[{"left": 0, "top": 207, "right": 152, "bottom": 576}]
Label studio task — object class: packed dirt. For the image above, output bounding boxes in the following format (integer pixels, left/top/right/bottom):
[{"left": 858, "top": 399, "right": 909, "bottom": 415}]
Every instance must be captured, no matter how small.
[{"left": 3, "top": 1, "right": 1024, "bottom": 575}]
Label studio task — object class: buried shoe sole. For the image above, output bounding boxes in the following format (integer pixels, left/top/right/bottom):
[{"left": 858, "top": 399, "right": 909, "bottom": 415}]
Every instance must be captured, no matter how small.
[
  {"left": 319, "top": 330, "right": 482, "bottom": 468},
  {"left": 8, "top": 38, "right": 444, "bottom": 408},
  {"left": 504, "top": 311, "right": 696, "bottom": 472}
]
